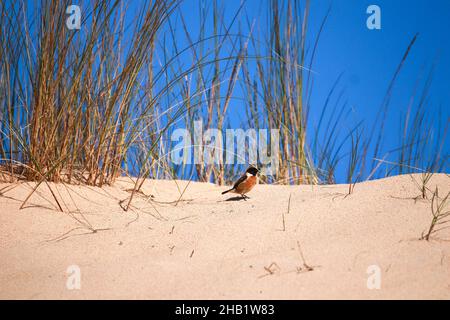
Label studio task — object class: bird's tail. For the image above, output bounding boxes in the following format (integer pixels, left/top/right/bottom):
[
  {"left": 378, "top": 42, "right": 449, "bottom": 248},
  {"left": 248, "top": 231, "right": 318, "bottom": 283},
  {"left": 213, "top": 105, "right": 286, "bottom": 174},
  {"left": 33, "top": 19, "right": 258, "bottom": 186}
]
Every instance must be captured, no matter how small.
[{"left": 221, "top": 188, "right": 234, "bottom": 195}]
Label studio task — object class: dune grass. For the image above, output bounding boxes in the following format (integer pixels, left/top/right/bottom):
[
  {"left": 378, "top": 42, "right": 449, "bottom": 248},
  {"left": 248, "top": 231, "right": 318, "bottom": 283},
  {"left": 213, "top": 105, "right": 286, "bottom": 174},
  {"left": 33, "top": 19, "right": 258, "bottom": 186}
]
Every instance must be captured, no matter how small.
[
  {"left": 0, "top": 0, "right": 181, "bottom": 186},
  {"left": 421, "top": 187, "right": 450, "bottom": 241},
  {"left": 0, "top": 0, "right": 448, "bottom": 210}
]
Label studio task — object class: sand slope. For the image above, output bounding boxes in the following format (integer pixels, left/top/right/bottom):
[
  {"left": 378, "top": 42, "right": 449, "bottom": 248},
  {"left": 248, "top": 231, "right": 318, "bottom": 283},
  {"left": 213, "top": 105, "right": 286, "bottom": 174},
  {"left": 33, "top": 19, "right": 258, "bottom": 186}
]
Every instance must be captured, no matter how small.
[{"left": 0, "top": 174, "right": 449, "bottom": 299}]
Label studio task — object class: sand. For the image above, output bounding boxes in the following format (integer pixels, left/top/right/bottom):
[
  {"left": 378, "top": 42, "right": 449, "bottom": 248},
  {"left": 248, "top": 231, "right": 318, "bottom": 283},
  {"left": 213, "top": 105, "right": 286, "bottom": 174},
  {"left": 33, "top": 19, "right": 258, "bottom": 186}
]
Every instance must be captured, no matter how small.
[{"left": 0, "top": 173, "right": 449, "bottom": 299}]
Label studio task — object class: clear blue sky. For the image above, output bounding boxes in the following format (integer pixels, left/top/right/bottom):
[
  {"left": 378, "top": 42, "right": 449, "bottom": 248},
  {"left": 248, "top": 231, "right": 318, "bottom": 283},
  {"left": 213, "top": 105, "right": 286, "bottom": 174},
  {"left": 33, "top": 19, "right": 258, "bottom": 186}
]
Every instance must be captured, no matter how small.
[
  {"left": 302, "top": 0, "right": 450, "bottom": 178},
  {"left": 306, "top": 0, "right": 450, "bottom": 137}
]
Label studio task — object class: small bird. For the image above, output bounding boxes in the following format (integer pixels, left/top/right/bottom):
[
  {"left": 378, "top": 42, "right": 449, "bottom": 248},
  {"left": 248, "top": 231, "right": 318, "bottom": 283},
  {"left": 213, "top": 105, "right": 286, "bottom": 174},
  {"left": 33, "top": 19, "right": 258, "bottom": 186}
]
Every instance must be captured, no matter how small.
[{"left": 222, "top": 166, "right": 259, "bottom": 200}]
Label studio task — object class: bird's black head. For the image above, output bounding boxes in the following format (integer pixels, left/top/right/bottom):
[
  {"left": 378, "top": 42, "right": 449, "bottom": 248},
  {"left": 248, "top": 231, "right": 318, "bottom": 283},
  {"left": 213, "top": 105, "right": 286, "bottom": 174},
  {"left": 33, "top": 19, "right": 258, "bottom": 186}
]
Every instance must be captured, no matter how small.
[{"left": 246, "top": 166, "right": 259, "bottom": 176}]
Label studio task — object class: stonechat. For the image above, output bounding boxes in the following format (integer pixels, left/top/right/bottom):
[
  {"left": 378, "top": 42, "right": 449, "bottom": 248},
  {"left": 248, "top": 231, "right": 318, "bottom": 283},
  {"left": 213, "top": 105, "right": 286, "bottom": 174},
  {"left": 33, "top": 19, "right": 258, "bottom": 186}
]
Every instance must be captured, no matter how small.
[{"left": 222, "top": 166, "right": 259, "bottom": 200}]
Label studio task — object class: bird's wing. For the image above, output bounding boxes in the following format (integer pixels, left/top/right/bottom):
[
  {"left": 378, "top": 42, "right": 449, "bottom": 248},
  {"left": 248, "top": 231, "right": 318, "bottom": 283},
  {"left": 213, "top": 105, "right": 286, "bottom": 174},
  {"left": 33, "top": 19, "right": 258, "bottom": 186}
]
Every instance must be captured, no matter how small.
[{"left": 232, "top": 174, "right": 248, "bottom": 190}]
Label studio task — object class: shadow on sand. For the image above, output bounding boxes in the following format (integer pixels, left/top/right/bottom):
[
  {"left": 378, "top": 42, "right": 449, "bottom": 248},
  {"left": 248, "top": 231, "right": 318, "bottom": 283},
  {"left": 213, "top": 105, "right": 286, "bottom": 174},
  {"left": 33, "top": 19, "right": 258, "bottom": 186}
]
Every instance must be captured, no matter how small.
[{"left": 224, "top": 196, "right": 249, "bottom": 202}]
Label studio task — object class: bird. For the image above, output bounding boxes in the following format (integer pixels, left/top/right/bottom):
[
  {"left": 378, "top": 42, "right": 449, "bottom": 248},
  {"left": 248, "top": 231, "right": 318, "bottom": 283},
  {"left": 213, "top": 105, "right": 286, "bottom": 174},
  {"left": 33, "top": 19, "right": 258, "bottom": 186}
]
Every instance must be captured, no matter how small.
[{"left": 222, "top": 166, "right": 259, "bottom": 200}]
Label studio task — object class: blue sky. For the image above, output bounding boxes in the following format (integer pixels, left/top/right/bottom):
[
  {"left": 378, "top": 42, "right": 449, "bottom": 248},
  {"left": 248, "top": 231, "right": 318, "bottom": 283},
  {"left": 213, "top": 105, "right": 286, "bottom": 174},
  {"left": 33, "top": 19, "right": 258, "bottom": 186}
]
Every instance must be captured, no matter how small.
[
  {"left": 302, "top": 0, "right": 450, "bottom": 178},
  {"left": 306, "top": 0, "right": 450, "bottom": 132}
]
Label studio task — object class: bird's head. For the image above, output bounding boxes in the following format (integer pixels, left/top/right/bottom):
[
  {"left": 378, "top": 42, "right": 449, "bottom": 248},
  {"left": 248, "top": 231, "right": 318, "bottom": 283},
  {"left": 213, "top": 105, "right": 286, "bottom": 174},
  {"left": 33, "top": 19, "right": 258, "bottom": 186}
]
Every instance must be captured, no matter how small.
[{"left": 246, "top": 166, "right": 259, "bottom": 176}]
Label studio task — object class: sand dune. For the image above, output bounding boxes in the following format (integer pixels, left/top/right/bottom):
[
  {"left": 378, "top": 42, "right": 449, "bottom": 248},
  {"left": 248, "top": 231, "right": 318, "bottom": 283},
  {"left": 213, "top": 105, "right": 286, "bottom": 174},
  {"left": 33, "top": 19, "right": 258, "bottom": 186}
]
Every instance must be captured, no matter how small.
[{"left": 0, "top": 174, "right": 449, "bottom": 299}]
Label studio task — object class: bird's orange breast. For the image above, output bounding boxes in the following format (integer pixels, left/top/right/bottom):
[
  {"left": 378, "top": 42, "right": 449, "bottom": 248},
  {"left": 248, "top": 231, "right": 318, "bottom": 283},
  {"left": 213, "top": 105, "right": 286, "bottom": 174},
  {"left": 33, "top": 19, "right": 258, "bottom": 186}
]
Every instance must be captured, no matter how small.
[{"left": 234, "top": 176, "right": 257, "bottom": 194}]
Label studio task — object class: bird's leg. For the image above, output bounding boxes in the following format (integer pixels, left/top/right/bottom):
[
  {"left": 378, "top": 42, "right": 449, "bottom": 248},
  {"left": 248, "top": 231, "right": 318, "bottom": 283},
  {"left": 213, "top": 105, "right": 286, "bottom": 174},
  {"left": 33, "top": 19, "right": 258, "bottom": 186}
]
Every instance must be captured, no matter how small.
[{"left": 242, "top": 194, "right": 249, "bottom": 200}]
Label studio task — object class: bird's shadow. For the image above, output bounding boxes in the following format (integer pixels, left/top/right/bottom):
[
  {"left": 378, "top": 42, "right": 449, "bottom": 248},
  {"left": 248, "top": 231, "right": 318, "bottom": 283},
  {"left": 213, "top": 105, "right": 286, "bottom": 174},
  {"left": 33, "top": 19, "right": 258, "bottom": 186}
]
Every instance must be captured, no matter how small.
[{"left": 225, "top": 196, "right": 249, "bottom": 202}]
